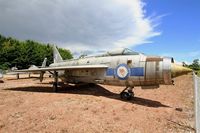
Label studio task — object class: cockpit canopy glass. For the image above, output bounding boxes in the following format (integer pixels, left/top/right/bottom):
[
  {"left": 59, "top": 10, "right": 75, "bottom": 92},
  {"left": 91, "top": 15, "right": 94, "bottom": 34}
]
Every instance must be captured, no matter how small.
[
  {"left": 82, "top": 48, "right": 139, "bottom": 58},
  {"left": 123, "top": 48, "right": 139, "bottom": 55},
  {"left": 107, "top": 48, "right": 139, "bottom": 56}
]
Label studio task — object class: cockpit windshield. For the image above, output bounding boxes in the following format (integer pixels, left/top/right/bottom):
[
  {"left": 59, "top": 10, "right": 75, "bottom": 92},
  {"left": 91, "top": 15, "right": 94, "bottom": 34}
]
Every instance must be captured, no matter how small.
[
  {"left": 82, "top": 48, "right": 139, "bottom": 58},
  {"left": 123, "top": 48, "right": 139, "bottom": 55},
  {"left": 107, "top": 48, "right": 139, "bottom": 56}
]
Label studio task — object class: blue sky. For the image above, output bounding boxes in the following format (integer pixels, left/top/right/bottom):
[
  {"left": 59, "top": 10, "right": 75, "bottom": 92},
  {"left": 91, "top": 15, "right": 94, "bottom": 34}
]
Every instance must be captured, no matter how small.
[
  {"left": 0, "top": 0, "right": 199, "bottom": 63},
  {"left": 134, "top": 0, "right": 200, "bottom": 63}
]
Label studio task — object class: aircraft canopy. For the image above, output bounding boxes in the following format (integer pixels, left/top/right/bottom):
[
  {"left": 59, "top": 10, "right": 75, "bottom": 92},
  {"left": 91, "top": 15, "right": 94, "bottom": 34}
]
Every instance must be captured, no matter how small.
[{"left": 107, "top": 48, "right": 139, "bottom": 56}]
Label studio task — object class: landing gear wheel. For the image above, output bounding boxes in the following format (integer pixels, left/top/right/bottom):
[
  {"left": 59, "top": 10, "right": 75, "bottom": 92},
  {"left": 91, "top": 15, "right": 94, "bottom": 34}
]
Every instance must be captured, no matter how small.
[
  {"left": 120, "top": 87, "right": 134, "bottom": 100},
  {"left": 53, "top": 71, "right": 58, "bottom": 92},
  {"left": 120, "top": 92, "right": 132, "bottom": 100},
  {"left": 128, "top": 90, "right": 135, "bottom": 98},
  {"left": 53, "top": 82, "right": 58, "bottom": 92}
]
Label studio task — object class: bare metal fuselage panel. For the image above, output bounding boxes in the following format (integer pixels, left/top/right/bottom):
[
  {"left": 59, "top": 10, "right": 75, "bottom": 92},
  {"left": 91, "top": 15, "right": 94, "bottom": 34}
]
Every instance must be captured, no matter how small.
[{"left": 50, "top": 54, "right": 172, "bottom": 87}]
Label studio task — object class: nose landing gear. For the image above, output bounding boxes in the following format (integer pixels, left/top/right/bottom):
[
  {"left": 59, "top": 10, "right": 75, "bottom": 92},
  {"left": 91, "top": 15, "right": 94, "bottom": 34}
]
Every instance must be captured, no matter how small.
[{"left": 120, "top": 87, "right": 134, "bottom": 100}]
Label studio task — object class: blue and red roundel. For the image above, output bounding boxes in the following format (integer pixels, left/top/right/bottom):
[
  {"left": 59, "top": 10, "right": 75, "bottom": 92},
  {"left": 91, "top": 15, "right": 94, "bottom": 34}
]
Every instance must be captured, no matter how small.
[{"left": 115, "top": 64, "right": 130, "bottom": 80}]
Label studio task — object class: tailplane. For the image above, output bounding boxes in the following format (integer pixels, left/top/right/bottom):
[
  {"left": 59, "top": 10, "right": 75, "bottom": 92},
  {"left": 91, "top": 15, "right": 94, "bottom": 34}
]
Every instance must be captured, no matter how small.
[{"left": 53, "top": 45, "right": 63, "bottom": 63}]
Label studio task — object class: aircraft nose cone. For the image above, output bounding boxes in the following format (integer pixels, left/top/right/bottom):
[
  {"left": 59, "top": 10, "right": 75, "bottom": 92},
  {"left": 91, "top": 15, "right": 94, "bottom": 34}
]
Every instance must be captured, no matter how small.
[{"left": 171, "top": 63, "right": 192, "bottom": 78}]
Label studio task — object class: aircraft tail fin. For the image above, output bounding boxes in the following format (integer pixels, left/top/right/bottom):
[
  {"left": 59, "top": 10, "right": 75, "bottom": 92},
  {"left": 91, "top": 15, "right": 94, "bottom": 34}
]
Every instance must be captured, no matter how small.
[
  {"left": 41, "top": 58, "right": 47, "bottom": 68},
  {"left": 53, "top": 45, "right": 63, "bottom": 63},
  {"left": 39, "top": 58, "right": 47, "bottom": 82}
]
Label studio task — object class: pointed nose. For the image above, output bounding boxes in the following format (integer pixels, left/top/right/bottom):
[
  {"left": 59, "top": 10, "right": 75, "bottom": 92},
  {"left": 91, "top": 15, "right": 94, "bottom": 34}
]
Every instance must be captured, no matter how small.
[{"left": 171, "top": 63, "right": 192, "bottom": 78}]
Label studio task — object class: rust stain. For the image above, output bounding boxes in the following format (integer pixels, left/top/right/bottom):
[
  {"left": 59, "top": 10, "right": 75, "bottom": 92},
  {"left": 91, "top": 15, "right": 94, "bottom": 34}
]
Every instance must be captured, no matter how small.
[{"left": 146, "top": 57, "right": 163, "bottom": 62}]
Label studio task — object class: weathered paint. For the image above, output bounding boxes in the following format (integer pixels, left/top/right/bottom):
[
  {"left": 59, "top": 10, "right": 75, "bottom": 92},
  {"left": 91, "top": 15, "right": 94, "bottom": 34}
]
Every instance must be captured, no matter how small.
[
  {"left": 54, "top": 54, "right": 175, "bottom": 87},
  {"left": 106, "top": 68, "right": 114, "bottom": 76},
  {"left": 130, "top": 67, "right": 144, "bottom": 76},
  {"left": 115, "top": 64, "right": 130, "bottom": 80},
  {"left": 15, "top": 47, "right": 192, "bottom": 88}
]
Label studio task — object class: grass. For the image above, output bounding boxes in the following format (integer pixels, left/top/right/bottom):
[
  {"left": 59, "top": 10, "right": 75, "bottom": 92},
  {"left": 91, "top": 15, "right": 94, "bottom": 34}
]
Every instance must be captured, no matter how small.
[
  {"left": 197, "top": 70, "right": 200, "bottom": 77},
  {"left": 192, "top": 70, "right": 200, "bottom": 77},
  {"left": 195, "top": 70, "right": 200, "bottom": 77}
]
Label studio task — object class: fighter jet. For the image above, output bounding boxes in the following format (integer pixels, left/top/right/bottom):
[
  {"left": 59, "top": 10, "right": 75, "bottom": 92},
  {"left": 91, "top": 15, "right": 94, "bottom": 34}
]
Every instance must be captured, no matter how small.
[{"left": 15, "top": 46, "right": 192, "bottom": 100}]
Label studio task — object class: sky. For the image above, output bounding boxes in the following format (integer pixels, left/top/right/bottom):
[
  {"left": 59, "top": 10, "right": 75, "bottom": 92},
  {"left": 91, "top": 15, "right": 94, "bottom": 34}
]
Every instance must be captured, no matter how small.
[
  {"left": 135, "top": 0, "right": 200, "bottom": 63},
  {"left": 0, "top": 0, "right": 199, "bottom": 63}
]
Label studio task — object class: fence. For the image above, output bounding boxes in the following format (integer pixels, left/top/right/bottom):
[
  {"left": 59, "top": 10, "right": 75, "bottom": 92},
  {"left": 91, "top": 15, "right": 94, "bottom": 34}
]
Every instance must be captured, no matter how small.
[{"left": 194, "top": 73, "right": 200, "bottom": 133}]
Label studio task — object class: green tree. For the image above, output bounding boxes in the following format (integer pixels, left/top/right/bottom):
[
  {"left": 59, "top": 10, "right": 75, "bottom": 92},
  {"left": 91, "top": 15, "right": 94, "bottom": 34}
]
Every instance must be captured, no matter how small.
[
  {"left": 0, "top": 34, "right": 73, "bottom": 70},
  {"left": 189, "top": 59, "right": 200, "bottom": 70},
  {"left": 58, "top": 47, "right": 73, "bottom": 60}
]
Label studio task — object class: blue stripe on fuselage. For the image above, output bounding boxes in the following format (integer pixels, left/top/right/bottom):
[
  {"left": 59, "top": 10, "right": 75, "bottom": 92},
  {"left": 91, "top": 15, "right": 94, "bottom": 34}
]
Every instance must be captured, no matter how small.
[
  {"left": 106, "top": 68, "right": 114, "bottom": 76},
  {"left": 106, "top": 67, "right": 144, "bottom": 76},
  {"left": 130, "top": 67, "right": 144, "bottom": 76}
]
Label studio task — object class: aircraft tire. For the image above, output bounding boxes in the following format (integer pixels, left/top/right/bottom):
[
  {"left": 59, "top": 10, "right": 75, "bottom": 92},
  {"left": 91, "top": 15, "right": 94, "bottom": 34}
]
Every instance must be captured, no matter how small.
[
  {"left": 120, "top": 92, "right": 132, "bottom": 100},
  {"left": 53, "top": 82, "right": 58, "bottom": 92}
]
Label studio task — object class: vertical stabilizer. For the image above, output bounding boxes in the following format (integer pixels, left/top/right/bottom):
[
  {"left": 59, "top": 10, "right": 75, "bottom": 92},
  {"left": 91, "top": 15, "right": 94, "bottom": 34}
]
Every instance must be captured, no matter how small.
[
  {"left": 41, "top": 58, "right": 47, "bottom": 68},
  {"left": 53, "top": 45, "right": 63, "bottom": 63}
]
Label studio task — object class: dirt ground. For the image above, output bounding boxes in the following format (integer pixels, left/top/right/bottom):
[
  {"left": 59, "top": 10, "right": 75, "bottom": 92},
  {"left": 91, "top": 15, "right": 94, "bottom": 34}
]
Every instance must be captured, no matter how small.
[{"left": 0, "top": 74, "right": 195, "bottom": 133}]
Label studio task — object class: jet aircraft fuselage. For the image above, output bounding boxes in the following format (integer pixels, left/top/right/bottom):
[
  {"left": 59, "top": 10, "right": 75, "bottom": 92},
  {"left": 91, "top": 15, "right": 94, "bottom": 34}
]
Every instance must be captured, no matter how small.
[
  {"left": 15, "top": 46, "right": 192, "bottom": 100},
  {"left": 50, "top": 48, "right": 189, "bottom": 88}
]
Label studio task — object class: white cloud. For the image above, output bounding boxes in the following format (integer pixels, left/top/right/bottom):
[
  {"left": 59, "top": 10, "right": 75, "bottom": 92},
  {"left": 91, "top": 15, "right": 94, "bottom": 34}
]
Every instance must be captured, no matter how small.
[{"left": 0, "top": 0, "right": 160, "bottom": 54}]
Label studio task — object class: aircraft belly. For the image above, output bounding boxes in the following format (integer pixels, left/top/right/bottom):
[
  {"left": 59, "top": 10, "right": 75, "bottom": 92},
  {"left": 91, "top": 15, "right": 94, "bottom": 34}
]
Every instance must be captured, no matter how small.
[{"left": 62, "top": 69, "right": 105, "bottom": 84}]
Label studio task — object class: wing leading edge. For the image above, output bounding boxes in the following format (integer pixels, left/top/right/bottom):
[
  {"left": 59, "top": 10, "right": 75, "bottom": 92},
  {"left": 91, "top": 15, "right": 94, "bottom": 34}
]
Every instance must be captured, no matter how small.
[{"left": 14, "top": 65, "right": 108, "bottom": 72}]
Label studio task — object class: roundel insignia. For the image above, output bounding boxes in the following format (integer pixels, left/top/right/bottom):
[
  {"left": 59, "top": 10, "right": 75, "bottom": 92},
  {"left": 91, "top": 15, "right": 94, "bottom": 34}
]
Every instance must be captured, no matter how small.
[{"left": 116, "top": 64, "right": 129, "bottom": 80}]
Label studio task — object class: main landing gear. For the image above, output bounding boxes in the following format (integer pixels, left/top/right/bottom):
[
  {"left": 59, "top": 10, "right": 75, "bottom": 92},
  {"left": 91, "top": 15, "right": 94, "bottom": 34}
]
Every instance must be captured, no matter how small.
[
  {"left": 120, "top": 87, "right": 134, "bottom": 100},
  {"left": 53, "top": 71, "right": 58, "bottom": 92}
]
